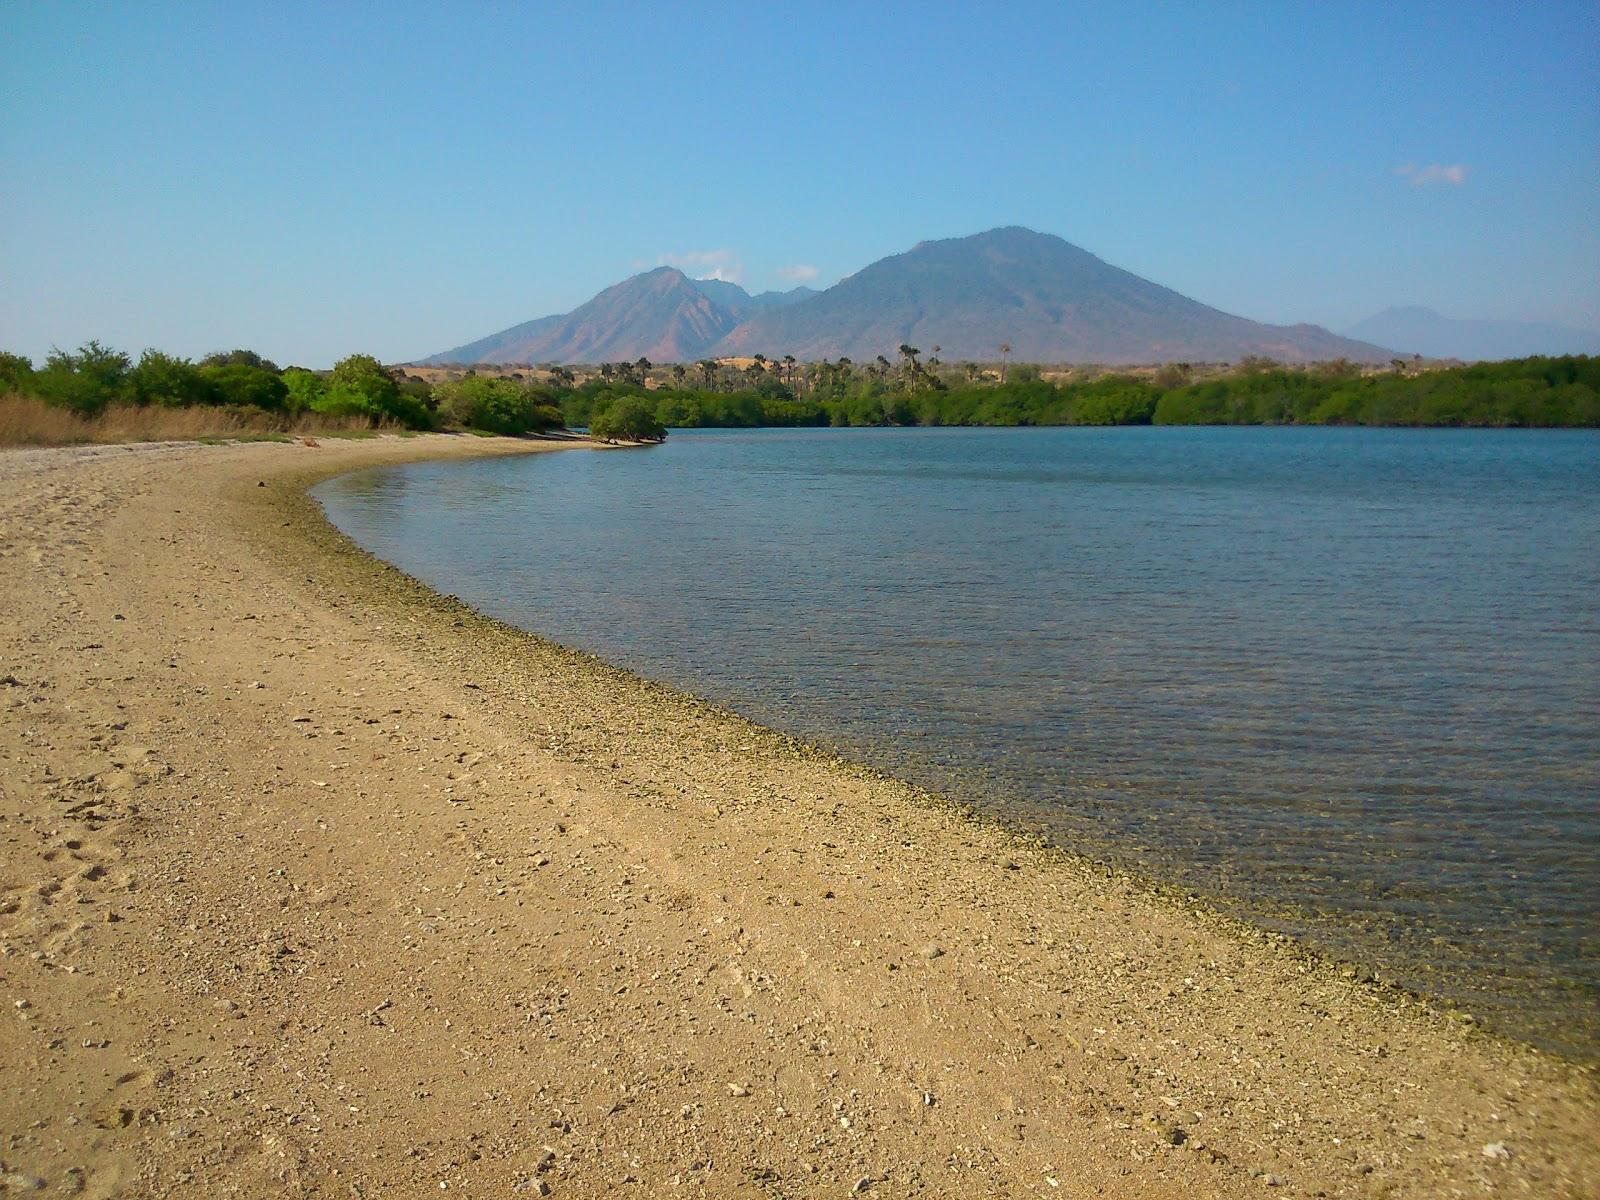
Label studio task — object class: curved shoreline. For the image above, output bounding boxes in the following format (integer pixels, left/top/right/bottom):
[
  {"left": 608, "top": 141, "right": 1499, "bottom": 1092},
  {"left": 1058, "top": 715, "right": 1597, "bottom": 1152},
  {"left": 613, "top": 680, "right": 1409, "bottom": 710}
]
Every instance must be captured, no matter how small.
[
  {"left": 1, "top": 434, "right": 1595, "bottom": 1197},
  {"left": 307, "top": 435, "right": 1596, "bottom": 1064}
]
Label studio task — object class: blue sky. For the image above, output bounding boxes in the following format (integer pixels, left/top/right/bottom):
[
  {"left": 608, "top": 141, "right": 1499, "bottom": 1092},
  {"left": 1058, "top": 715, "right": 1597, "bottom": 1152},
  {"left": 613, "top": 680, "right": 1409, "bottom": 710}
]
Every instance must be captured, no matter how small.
[{"left": 4, "top": 1, "right": 1597, "bottom": 367}]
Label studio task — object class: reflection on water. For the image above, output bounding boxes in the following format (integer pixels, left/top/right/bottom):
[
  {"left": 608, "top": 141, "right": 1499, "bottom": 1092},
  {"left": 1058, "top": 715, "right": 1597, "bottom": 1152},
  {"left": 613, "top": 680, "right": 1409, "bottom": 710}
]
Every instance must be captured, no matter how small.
[{"left": 316, "top": 427, "right": 1600, "bottom": 1057}]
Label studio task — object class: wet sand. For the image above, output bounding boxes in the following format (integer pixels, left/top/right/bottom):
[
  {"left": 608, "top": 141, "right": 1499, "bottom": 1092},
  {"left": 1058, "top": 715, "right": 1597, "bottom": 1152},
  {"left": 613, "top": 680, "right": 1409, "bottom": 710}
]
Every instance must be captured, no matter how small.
[{"left": 0, "top": 434, "right": 1594, "bottom": 1197}]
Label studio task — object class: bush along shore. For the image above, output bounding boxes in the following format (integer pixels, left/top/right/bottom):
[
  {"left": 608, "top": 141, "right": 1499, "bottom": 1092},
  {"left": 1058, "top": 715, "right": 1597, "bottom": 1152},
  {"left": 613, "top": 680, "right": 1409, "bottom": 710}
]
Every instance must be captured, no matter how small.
[
  {"left": 450, "top": 352, "right": 1599, "bottom": 431},
  {"left": 3, "top": 345, "right": 1594, "bottom": 448},
  {"left": 0, "top": 344, "right": 566, "bottom": 445},
  {"left": 563, "top": 354, "right": 1597, "bottom": 429}
]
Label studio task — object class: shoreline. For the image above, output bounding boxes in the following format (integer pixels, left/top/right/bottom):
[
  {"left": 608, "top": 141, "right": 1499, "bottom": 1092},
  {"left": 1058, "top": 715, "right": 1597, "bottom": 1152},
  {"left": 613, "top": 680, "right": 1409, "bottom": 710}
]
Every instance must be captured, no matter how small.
[
  {"left": 1, "top": 434, "right": 1595, "bottom": 1197},
  {"left": 309, "top": 427, "right": 1598, "bottom": 1064},
  {"left": 299, "top": 449, "right": 1495, "bottom": 1046}
]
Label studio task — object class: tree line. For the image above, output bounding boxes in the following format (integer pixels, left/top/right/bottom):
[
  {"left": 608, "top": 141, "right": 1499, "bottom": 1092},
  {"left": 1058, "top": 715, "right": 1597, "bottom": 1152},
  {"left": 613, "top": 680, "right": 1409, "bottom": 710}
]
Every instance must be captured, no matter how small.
[
  {"left": 5, "top": 343, "right": 1595, "bottom": 441},
  {"left": 564, "top": 354, "right": 1598, "bottom": 431},
  {"left": 0, "top": 344, "right": 565, "bottom": 435}
]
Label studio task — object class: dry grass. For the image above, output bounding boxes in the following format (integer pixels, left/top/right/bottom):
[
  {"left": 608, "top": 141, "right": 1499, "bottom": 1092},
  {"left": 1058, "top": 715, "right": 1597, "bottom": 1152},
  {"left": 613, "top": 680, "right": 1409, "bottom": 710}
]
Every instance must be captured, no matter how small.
[{"left": 0, "top": 395, "right": 391, "bottom": 447}]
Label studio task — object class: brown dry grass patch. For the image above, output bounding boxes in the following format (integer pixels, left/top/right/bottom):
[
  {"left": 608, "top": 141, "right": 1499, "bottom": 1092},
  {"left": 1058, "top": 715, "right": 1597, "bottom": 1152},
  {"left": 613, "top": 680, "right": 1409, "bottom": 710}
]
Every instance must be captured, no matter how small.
[{"left": 0, "top": 395, "right": 392, "bottom": 447}]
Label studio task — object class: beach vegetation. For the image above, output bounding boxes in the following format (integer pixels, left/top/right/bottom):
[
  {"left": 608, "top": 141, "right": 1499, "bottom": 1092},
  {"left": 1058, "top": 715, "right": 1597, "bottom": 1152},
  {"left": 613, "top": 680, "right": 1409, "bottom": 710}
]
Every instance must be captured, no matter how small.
[
  {"left": 1, "top": 351, "right": 37, "bottom": 393},
  {"left": 0, "top": 393, "right": 381, "bottom": 447},
  {"left": 588, "top": 395, "right": 667, "bottom": 442},
  {"left": 199, "top": 362, "right": 289, "bottom": 411},
  {"left": 533, "top": 354, "right": 1597, "bottom": 431},
  {"left": 7, "top": 343, "right": 1596, "bottom": 447},
  {"left": 281, "top": 367, "right": 328, "bottom": 414},
  {"left": 432, "top": 375, "right": 565, "bottom": 435},
  {"left": 309, "top": 353, "right": 435, "bottom": 429},
  {"left": 131, "top": 350, "right": 210, "bottom": 407},
  {"left": 0, "top": 341, "right": 579, "bottom": 443},
  {"left": 202, "top": 348, "right": 280, "bottom": 372},
  {"left": 30, "top": 340, "right": 134, "bottom": 415}
]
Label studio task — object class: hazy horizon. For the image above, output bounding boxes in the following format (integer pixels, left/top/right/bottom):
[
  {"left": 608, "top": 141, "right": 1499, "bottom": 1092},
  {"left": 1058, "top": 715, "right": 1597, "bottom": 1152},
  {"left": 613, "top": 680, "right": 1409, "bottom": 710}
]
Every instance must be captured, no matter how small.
[{"left": 4, "top": 2, "right": 1597, "bottom": 369}]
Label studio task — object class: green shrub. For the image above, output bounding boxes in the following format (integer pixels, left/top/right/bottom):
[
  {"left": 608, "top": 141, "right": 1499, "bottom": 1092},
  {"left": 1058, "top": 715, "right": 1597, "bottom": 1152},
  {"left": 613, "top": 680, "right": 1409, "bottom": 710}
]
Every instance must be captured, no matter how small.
[
  {"left": 281, "top": 367, "right": 327, "bottom": 415},
  {"left": 131, "top": 350, "right": 209, "bottom": 407},
  {"left": 314, "top": 354, "right": 435, "bottom": 428},
  {"left": 433, "top": 375, "right": 565, "bottom": 435},
  {"left": 202, "top": 348, "right": 279, "bottom": 372},
  {"left": 0, "top": 351, "right": 35, "bottom": 393},
  {"left": 29, "top": 341, "right": 133, "bottom": 415},
  {"left": 1068, "top": 378, "right": 1159, "bottom": 425},
  {"left": 589, "top": 396, "right": 666, "bottom": 442},
  {"left": 199, "top": 363, "right": 288, "bottom": 410}
]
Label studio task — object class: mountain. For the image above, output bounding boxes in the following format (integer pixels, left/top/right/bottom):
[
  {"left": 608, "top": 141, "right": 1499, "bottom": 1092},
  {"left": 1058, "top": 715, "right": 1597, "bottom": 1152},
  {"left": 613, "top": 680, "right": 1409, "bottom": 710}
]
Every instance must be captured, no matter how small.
[
  {"left": 748, "top": 286, "right": 817, "bottom": 311},
  {"left": 1342, "top": 306, "right": 1600, "bottom": 362},
  {"left": 686, "top": 279, "right": 818, "bottom": 321},
  {"left": 712, "top": 227, "right": 1391, "bottom": 363},
  {"left": 421, "top": 313, "right": 568, "bottom": 366},
  {"left": 421, "top": 273, "right": 823, "bottom": 364},
  {"left": 421, "top": 267, "right": 742, "bottom": 365},
  {"left": 419, "top": 228, "right": 1392, "bottom": 365},
  {"left": 688, "top": 278, "right": 756, "bottom": 320}
]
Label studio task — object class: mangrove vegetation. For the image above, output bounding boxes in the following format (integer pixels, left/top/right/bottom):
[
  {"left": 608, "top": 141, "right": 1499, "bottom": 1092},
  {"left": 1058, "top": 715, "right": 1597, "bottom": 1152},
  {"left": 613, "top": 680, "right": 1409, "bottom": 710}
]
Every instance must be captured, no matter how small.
[{"left": 2, "top": 343, "right": 1595, "bottom": 447}]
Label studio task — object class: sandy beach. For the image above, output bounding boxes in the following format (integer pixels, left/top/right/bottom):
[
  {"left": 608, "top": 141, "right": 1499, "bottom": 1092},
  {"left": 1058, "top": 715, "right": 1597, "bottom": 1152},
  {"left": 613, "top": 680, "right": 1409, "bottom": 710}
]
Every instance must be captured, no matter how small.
[{"left": 1, "top": 434, "right": 1594, "bottom": 1198}]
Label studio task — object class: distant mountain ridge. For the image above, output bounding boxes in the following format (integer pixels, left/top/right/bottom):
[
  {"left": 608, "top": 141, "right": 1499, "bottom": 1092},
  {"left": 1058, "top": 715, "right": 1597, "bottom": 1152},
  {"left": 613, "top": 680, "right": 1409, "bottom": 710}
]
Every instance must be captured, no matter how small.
[
  {"left": 418, "top": 227, "right": 1392, "bottom": 365},
  {"left": 422, "top": 268, "right": 737, "bottom": 366},
  {"left": 1342, "top": 306, "right": 1600, "bottom": 362},
  {"left": 420, "top": 273, "right": 818, "bottom": 365},
  {"left": 692, "top": 278, "right": 817, "bottom": 321},
  {"left": 711, "top": 228, "right": 1387, "bottom": 363}
]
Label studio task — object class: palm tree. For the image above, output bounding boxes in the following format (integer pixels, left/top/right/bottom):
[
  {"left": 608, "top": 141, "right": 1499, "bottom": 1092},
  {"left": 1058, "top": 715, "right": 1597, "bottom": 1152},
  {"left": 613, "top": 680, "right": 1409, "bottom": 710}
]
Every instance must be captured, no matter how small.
[
  {"left": 999, "top": 343, "right": 1012, "bottom": 384},
  {"left": 672, "top": 363, "right": 687, "bottom": 388},
  {"left": 698, "top": 359, "right": 718, "bottom": 389}
]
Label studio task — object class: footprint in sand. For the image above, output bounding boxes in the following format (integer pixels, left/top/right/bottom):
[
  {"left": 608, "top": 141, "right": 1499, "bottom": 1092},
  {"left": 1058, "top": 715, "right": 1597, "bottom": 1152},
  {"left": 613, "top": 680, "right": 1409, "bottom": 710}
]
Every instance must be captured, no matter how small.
[{"left": 85, "top": 1066, "right": 161, "bottom": 1135}]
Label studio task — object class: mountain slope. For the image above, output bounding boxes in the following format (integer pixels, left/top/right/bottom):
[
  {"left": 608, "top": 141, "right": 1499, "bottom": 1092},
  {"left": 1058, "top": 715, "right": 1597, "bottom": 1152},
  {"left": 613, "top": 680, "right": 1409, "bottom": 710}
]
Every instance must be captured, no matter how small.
[
  {"left": 749, "top": 285, "right": 817, "bottom": 311},
  {"left": 1343, "top": 306, "right": 1600, "bottom": 362},
  {"left": 686, "top": 279, "right": 818, "bottom": 320},
  {"left": 688, "top": 278, "right": 756, "bottom": 321},
  {"left": 420, "top": 313, "right": 568, "bottom": 366},
  {"left": 712, "top": 227, "right": 1391, "bottom": 363},
  {"left": 422, "top": 267, "right": 743, "bottom": 364},
  {"left": 420, "top": 229, "right": 1394, "bottom": 365}
]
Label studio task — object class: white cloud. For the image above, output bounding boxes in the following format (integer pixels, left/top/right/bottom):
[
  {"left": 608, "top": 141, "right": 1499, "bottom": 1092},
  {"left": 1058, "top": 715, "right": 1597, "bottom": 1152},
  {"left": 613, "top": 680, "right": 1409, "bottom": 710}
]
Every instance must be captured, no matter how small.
[
  {"left": 1394, "top": 162, "right": 1467, "bottom": 187},
  {"left": 658, "top": 248, "right": 744, "bottom": 284},
  {"left": 776, "top": 263, "right": 820, "bottom": 283}
]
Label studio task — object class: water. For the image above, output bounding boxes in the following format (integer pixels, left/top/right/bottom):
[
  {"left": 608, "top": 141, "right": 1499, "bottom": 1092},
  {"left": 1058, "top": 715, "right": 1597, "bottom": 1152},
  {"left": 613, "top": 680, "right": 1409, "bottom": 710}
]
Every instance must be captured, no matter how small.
[{"left": 315, "top": 427, "right": 1600, "bottom": 1057}]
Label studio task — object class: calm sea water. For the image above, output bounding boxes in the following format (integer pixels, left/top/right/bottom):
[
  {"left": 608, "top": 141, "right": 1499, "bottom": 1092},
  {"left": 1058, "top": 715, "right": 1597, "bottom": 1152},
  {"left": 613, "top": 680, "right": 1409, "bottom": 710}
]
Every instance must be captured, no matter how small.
[{"left": 315, "top": 427, "right": 1600, "bottom": 1056}]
